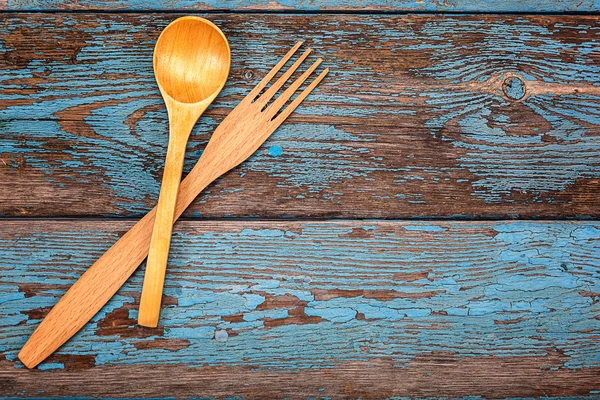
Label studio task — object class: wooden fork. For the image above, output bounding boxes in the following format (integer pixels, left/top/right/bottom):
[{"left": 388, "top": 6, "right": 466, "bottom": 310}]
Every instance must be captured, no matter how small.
[{"left": 18, "top": 42, "right": 329, "bottom": 369}]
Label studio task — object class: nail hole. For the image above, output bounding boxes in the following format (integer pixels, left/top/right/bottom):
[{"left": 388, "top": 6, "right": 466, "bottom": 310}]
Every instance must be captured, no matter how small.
[{"left": 215, "top": 329, "right": 228, "bottom": 342}]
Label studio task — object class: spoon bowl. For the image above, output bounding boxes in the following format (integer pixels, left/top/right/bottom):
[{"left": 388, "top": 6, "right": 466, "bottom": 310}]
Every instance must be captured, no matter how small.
[
  {"left": 154, "top": 17, "right": 230, "bottom": 104},
  {"left": 139, "top": 16, "right": 230, "bottom": 328}
]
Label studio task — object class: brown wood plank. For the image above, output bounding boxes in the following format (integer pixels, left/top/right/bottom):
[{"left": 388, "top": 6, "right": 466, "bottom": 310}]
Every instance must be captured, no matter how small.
[
  {"left": 4, "top": 0, "right": 598, "bottom": 13},
  {"left": 1, "top": 14, "right": 599, "bottom": 219},
  {"left": 3, "top": 358, "right": 600, "bottom": 398},
  {"left": 1, "top": 219, "right": 599, "bottom": 398}
]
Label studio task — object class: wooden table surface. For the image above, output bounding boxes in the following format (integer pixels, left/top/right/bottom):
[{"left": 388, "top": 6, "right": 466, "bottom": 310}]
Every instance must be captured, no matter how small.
[{"left": 1, "top": 2, "right": 599, "bottom": 399}]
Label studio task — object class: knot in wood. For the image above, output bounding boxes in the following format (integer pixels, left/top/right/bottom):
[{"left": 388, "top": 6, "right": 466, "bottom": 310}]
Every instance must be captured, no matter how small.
[
  {"left": 243, "top": 69, "right": 255, "bottom": 81},
  {"left": 502, "top": 76, "right": 526, "bottom": 101}
]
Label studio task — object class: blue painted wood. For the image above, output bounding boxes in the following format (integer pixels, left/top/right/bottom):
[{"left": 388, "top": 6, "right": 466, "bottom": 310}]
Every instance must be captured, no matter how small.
[
  {"left": 1, "top": 3, "right": 599, "bottom": 400},
  {"left": 1, "top": 14, "right": 599, "bottom": 219},
  {"left": 1, "top": 220, "right": 599, "bottom": 397},
  {"left": 3, "top": 0, "right": 600, "bottom": 12}
]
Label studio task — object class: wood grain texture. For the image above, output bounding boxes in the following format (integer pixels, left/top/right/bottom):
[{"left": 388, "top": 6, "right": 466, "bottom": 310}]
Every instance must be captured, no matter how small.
[
  {"left": 1, "top": 14, "right": 599, "bottom": 219},
  {"left": 3, "top": 0, "right": 600, "bottom": 12},
  {"left": 1, "top": 220, "right": 599, "bottom": 397}
]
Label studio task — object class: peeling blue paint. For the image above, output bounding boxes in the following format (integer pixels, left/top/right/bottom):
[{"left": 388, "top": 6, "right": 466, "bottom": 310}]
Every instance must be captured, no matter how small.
[
  {"left": 37, "top": 362, "right": 65, "bottom": 371},
  {"left": 403, "top": 225, "right": 447, "bottom": 232},
  {"left": 305, "top": 306, "right": 356, "bottom": 323},
  {"left": 240, "top": 228, "right": 285, "bottom": 237},
  {"left": 0, "top": 291, "right": 24, "bottom": 305},
  {"left": 1, "top": 221, "right": 599, "bottom": 371},
  {"left": 1, "top": 15, "right": 599, "bottom": 217}
]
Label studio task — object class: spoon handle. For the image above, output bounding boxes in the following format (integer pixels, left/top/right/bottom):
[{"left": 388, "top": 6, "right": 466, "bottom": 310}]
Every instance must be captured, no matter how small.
[
  {"left": 138, "top": 136, "right": 187, "bottom": 328},
  {"left": 18, "top": 155, "right": 214, "bottom": 369}
]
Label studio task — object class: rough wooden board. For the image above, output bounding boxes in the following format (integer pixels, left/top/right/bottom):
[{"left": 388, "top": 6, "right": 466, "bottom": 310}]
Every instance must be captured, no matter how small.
[
  {"left": 1, "top": 14, "right": 600, "bottom": 219},
  {"left": 3, "top": 0, "right": 599, "bottom": 12},
  {"left": 2, "top": 358, "right": 600, "bottom": 398},
  {"left": 1, "top": 220, "right": 599, "bottom": 397}
]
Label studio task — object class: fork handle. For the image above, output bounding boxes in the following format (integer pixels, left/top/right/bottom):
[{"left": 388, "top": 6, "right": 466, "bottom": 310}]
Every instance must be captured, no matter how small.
[{"left": 18, "top": 154, "right": 216, "bottom": 368}]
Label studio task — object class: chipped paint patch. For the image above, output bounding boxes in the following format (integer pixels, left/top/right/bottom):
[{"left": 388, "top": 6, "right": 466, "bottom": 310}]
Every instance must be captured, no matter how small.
[{"left": 403, "top": 225, "right": 447, "bottom": 232}]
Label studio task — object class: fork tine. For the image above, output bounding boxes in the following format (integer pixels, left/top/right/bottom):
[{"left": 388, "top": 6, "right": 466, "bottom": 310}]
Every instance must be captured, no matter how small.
[
  {"left": 254, "top": 48, "right": 312, "bottom": 107},
  {"left": 246, "top": 41, "right": 303, "bottom": 101},
  {"left": 265, "top": 58, "right": 322, "bottom": 119},
  {"left": 271, "top": 68, "right": 329, "bottom": 125}
]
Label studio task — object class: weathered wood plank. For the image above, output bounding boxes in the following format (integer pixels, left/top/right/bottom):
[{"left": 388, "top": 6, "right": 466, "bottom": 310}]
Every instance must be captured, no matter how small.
[
  {"left": 3, "top": 0, "right": 599, "bottom": 12},
  {"left": 1, "top": 220, "right": 599, "bottom": 397},
  {"left": 1, "top": 14, "right": 599, "bottom": 219}
]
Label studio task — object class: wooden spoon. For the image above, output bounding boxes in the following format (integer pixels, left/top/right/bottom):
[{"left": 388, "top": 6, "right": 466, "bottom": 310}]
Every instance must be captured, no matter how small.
[{"left": 138, "top": 16, "right": 230, "bottom": 327}]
